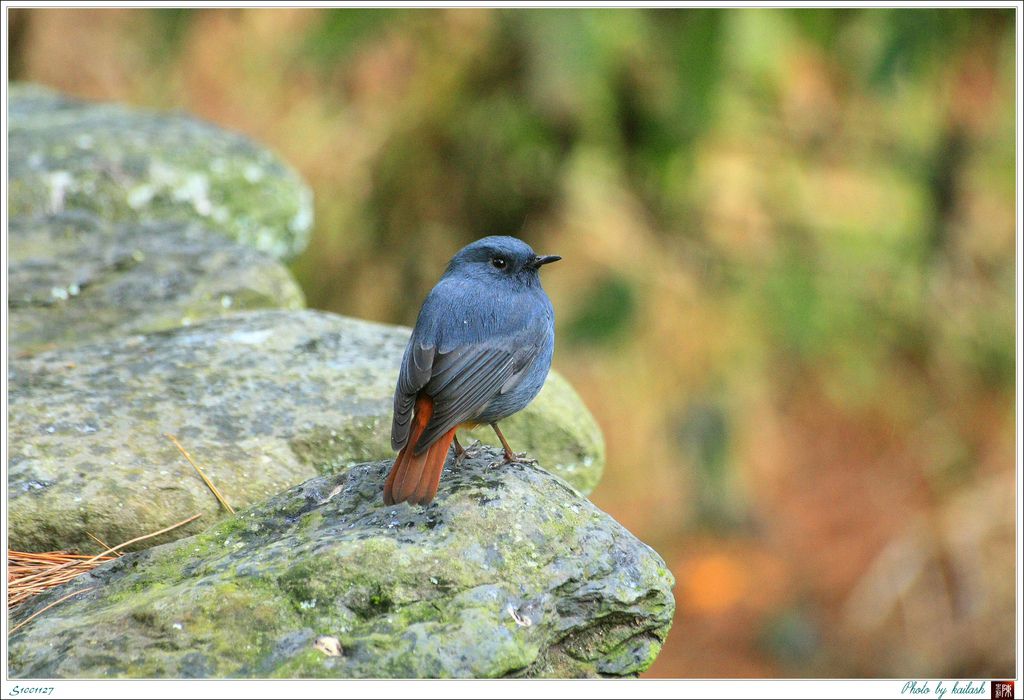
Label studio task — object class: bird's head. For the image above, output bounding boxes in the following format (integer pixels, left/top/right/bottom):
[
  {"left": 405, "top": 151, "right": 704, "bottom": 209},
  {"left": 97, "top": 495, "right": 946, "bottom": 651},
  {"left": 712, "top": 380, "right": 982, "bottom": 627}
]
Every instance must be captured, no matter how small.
[{"left": 445, "top": 236, "right": 561, "bottom": 285}]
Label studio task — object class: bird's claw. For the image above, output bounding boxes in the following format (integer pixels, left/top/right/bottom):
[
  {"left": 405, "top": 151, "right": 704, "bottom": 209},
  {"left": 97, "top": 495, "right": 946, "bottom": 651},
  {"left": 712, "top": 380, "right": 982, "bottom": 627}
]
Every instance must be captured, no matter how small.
[
  {"left": 488, "top": 451, "right": 537, "bottom": 468},
  {"left": 454, "top": 440, "right": 485, "bottom": 465}
]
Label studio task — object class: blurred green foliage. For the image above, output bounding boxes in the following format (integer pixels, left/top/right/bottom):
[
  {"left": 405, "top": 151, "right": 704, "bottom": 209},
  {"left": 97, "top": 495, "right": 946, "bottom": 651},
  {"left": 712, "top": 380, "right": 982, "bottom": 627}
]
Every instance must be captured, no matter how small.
[
  {"left": 304, "top": 8, "right": 406, "bottom": 66},
  {"left": 143, "top": 7, "right": 196, "bottom": 61},
  {"left": 761, "top": 605, "right": 823, "bottom": 669},
  {"left": 283, "top": 7, "right": 1010, "bottom": 364},
  {"left": 674, "top": 399, "right": 747, "bottom": 531},
  {"left": 564, "top": 273, "right": 637, "bottom": 346}
]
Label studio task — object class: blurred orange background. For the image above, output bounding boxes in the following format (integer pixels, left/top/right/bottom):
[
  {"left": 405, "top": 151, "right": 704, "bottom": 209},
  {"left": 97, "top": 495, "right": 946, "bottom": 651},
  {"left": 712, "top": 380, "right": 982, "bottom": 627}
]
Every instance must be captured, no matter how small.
[{"left": 8, "top": 7, "right": 1017, "bottom": 678}]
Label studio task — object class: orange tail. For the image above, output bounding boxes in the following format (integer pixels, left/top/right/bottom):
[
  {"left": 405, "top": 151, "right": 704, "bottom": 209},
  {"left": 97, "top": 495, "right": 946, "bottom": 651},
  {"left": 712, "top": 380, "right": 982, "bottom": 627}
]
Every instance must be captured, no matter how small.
[{"left": 383, "top": 394, "right": 457, "bottom": 506}]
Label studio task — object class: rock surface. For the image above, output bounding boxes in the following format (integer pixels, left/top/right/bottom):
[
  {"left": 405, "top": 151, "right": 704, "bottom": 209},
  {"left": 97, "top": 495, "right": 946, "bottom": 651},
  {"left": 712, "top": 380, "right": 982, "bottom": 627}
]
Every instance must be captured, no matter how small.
[
  {"left": 8, "top": 451, "right": 673, "bottom": 678},
  {"left": 7, "top": 84, "right": 312, "bottom": 259},
  {"left": 8, "top": 212, "right": 305, "bottom": 355},
  {"left": 8, "top": 310, "right": 605, "bottom": 553}
]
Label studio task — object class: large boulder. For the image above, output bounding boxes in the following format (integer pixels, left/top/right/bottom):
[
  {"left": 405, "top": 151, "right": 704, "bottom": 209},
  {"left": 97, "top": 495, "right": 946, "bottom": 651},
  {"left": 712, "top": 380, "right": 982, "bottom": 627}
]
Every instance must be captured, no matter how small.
[
  {"left": 8, "top": 310, "right": 605, "bottom": 553},
  {"left": 7, "top": 83, "right": 312, "bottom": 260},
  {"left": 8, "top": 212, "right": 305, "bottom": 355},
  {"left": 8, "top": 451, "right": 673, "bottom": 678}
]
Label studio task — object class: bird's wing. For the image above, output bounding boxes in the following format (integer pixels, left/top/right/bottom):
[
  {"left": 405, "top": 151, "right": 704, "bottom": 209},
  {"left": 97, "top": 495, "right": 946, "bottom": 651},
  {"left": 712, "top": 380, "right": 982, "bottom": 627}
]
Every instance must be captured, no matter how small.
[
  {"left": 414, "top": 330, "right": 545, "bottom": 451},
  {"left": 391, "top": 339, "right": 436, "bottom": 450}
]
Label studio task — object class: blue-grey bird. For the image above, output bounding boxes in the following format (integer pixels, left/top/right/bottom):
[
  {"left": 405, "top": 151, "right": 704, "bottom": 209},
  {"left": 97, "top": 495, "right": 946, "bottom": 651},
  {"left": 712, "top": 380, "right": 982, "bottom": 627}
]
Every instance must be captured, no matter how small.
[{"left": 384, "top": 236, "right": 561, "bottom": 506}]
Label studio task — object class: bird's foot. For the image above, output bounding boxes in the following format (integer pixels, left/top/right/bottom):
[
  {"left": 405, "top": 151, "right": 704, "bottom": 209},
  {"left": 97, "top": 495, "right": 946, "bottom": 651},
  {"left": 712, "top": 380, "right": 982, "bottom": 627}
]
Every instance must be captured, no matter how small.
[
  {"left": 488, "top": 451, "right": 537, "bottom": 467},
  {"left": 454, "top": 440, "right": 485, "bottom": 465}
]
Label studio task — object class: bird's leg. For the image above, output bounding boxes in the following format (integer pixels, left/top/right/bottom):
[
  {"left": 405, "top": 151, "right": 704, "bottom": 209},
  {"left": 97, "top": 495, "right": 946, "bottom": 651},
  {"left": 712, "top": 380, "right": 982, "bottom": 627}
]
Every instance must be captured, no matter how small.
[
  {"left": 490, "top": 423, "right": 516, "bottom": 463},
  {"left": 453, "top": 433, "right": 484, "bottom": 464},
  {"left": 452, "top": 433, "right": 467, "bottom": 467},
  {"left": 490, "top": 423, "right": 538, "bottom": 466}
]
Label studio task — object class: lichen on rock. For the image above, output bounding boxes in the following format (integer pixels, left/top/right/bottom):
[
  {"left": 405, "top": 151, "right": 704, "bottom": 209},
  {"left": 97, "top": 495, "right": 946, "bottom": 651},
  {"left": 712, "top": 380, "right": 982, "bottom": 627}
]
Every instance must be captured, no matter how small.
[
  {"left": 7, "top": 83, "right": 313, "bottom": 260},
  {"left": 8, "top": 451, "right": 674, "bottom": 678},
  {"left": 8, "top": 211, "right": 305, "bottom": 355}
]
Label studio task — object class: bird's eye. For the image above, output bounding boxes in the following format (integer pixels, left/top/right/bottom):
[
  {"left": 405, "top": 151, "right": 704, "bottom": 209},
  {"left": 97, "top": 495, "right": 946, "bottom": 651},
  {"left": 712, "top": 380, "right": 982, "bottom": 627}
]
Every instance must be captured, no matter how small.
[{"left": 491, "top": 257, "right": 507, "bottom": 270}]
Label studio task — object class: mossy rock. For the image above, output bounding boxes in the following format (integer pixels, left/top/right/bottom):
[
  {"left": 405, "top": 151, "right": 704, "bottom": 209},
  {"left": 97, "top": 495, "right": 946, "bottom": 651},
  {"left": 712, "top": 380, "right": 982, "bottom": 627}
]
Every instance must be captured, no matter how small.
[
  {"left": 8, "top": 211, "right": 305, "bottom": 355},
  {"left": 8, "top": 310, "right": 604, "bottom": 553},
  {"left": 8, "top": 451, "right": 673, "bottom": 678},
  {"left": 7, "top": 83, "right": 312, "bottom": 259}
]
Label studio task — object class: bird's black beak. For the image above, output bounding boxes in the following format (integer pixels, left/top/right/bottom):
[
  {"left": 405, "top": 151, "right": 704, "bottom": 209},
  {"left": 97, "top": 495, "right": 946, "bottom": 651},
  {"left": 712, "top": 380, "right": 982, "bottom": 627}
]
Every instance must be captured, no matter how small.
[{"left": 532, "top": 255, "right": 562, "bottom": 269}]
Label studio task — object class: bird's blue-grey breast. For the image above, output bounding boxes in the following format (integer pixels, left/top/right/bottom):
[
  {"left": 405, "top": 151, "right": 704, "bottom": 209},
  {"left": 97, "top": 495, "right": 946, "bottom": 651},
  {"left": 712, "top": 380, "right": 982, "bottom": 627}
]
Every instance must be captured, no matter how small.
[{"left": 391, "top": 236, "right": 558, "bottom": 455}]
